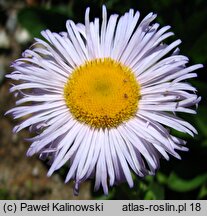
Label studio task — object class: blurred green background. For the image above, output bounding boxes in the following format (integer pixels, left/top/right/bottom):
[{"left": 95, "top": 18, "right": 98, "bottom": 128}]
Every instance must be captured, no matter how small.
[{"left": 0, "top": 0, "right": 206, "bottom": 200}]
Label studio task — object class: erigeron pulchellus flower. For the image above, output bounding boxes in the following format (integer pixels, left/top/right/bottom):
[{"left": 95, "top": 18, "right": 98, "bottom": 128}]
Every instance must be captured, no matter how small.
[{"left": 7, "top": 6, "right": 202, "bottom": 195}]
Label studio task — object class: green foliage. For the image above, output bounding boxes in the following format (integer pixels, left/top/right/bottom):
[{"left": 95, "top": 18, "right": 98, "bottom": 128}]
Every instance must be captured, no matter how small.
[
  {"left": 167, "top": 173, "right": 207, "bottom": 192},
  {"left": 18, "top": 7, "right": 72, "bottom": 38},
  {"left": 198, "top": 185, "right": 207, "bottom": 199},
  {"left": 144, "top": 182, "right": 164, "bottom": 200},
  {"left": 0, "top": 189, "right": 14, "bottom": 200}
]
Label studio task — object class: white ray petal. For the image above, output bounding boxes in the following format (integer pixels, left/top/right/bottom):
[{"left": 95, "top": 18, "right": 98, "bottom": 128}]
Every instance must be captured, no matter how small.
[
  {"left": 59, "top": 125, "right": 89, "bottom": 179},
  {"left": 94, "top": 129, "right": 105, "bottom": 191},
  {"left": 35, "top": 37, "right": 74, "bottom": 72},
  {"left": 78, "top": 129, "right": 99, "bottom": 180},
  {"left": 76, "top": 129, "right": 94, "bottom": 180},
  {"left": 103, "top": 14, "right": 119, "bottom": 57},
  {"left": 16, "top": 94, "right": 63, "bottom": 105},
  {"left": 139, "top": 110, "right": 194, "bottom": 136},
  {"left": 28, "top": 116, "right": 75, "bottom": 155},
  {"left": 67, "top": 20, "right": 89, "bottom": 61},
  {"left": 113, "top": 9, "right": 140, "bottom": 61},
  {"left": 108, "top": 129, "right": 122, "bottom": 182},
  {"left": 135, "top": 39, "right": 182, "bottom": 75},
  {"left": 65, "top": 127, "right": 92, "bottom": 183},
  {"left": 98, "top": 136, "right": 108, "bottom": 194},
  {"left": 85, "top": 129, "right": 102, "bottom": 179},
  {"left": 104, "top": 130, "right": 115, "bottom": 186},
  {"left": 119, "top": 125, "right": 158, "bottom": 172},
  {"left": 47, "top": 122, "right": 84, "bottom": 176},
  {"left": 113, "top": 129, "right": 140, "bottom": 175},
  {"left": 13, "top": 107, "right": 68, "bottom": 133},
  {"left": 89, "top": 18, "right": 101, "bottom": 58},
  {"left": 100, "top": 5, "right": 107, "bottom": 57},
  {"left": 111, "top": 129, "right": 134, "bottom": 187},
  {"left": 6, "top": 101, "right": 65, "bottom": 118}
]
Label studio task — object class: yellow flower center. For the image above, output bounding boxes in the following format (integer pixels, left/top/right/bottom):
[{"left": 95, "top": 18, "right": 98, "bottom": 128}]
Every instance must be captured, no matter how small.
[{"left": 64, "top": 58, "right": 140, "bottom": 128}]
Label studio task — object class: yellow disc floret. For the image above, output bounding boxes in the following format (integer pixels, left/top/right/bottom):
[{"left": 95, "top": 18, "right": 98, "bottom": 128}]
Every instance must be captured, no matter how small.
[{"left": 64, "top": 58, "right": 140, "bottom": 129}]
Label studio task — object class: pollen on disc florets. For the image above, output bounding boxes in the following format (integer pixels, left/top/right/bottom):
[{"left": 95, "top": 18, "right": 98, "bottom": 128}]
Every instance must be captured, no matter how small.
[{"left": 64, "top": 58, "right": 140, "bottom": 129}]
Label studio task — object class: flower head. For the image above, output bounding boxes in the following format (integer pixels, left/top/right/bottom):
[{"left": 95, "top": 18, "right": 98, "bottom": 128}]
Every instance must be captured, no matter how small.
[{"left": 7, "top": 6, "right": 202, "bottom": 195}]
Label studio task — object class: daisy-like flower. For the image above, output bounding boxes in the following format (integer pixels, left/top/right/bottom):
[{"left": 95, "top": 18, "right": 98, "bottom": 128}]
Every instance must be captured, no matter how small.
[{"left": 7, "top": 6, "right": 202, "bottom": 195}]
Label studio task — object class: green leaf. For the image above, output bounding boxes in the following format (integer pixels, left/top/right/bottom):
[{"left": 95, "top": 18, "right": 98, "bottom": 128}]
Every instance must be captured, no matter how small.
[
  {"left": 144, "top": 175, "right": 154, "bottom": 183},
  {"left": 167, "top": 172, "right": 207, "bottom": 192},
  {"left": 144, "top": 191, "right": 155, "bottom": 200},
  {"left": 17, "top": 7, "right": 70, "bottom": 38},
  {"left": 156, "top": 172, "right": 168, "bottom": 184},
  {"left": 144, "top": 183, "right": 164, "bottom": 200},
  {"left": 198, "top": 185, "right": 207, "bottom": 199}
]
